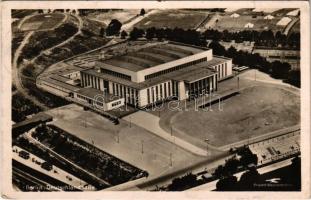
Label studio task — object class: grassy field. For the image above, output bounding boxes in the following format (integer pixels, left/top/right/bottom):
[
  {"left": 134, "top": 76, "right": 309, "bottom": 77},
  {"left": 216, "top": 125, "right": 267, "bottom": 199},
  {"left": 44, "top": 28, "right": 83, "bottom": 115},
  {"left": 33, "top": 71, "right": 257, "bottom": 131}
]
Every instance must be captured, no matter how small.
[
  {"left": 213, "top": 14, "right": 285, "bottom": 32},
  {"left": 20, "top": 13, "right": 65, "bottom": 31},
  {"left": 169, "top": 85, "right": 300, "bottom": 148},
  {"left": 134, "top": 9, "right": 208, "bottom": 29}
]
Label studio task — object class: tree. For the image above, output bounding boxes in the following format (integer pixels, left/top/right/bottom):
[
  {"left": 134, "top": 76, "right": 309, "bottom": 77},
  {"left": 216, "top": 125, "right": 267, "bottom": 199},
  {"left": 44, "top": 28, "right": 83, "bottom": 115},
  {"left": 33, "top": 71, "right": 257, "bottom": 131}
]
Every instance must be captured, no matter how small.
[
  {"left": 286, "top": 69, "right": 300, "bottom": 87},
  {"left": 216, "top": 175, "right": 238, "bottom": 191},
  {"left": 209, "top": 41, "right": 226, "bottom": 56},
  {"left": 106, "top": 19, "right": 122, "bottom": 36},
  {"left": 120, "top": 30, "right": 128, "bottom": 39},
  {"left": 129, "top": 27, "right": 144, "bottom": 40},
  {"left": 145, "top": 27, "right": 156, "bottom": 40},
  {"left": 271, "top": 61, "right": 291, "bottom": 79},
  {"left": 140, "top": 9, "right": 146, "bottom": 16},
  {"left": 238, "top": 168, "right": 260, "bottom": 190}
]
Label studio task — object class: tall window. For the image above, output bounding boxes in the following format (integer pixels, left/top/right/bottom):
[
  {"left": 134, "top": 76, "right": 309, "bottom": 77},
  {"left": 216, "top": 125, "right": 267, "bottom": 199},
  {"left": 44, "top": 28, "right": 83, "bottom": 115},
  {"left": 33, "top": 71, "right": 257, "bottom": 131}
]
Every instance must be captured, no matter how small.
[
  {"left": 168, "top": 82, "right": 171, "bottom": 96},
  {"left": 156, "top": 86, "right": 159, "bottom": 101},
  {"left": 151, "top": 87, "right": 155, "bottom": 102},
  {"left": 147, "top": 88, "right": 150, "bottom": 104}
]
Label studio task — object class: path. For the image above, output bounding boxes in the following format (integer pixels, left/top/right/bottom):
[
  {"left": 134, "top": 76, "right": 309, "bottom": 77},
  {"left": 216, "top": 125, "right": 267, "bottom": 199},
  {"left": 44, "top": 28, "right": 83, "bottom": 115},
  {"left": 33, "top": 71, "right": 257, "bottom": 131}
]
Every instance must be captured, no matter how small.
[
  {"left": 283, "top": 17, "right": 299, "bottom": 36},
  {"left": 121, "top": 10, "right": 160, "bottom": 32},
  {"left": 12, "top": 30, "right": 48, "bottom": 110},
  {"left": 12, "top": 13, "right": 83, "bottom": 110},
  {"left": 123, "top": 111, "right": 208, "bottom": 156},
  {"left": 30, "top": 14, "right": 83, "bottom": 64}
]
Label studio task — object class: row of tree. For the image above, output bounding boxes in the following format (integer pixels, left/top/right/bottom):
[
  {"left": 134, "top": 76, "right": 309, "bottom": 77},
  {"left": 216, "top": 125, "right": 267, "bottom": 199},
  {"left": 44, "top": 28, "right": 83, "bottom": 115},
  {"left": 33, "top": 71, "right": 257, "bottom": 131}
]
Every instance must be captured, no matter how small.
[
  {"left": 209, "top": 41, "right": 300, "bottom": 87},
  {"left": 125, "top": 26, "right": 300, "bottom": 87},
  {"left": 216, "top": 156, "right": 301, "bottom": 191},
  {"left": 203, "top": 29, "right": 300, "bottom": 49}
]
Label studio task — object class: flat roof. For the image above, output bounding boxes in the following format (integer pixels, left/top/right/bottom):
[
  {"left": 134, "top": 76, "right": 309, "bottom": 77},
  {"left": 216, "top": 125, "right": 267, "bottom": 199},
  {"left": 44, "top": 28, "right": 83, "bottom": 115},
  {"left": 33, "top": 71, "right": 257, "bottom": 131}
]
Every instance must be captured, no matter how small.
[
  {"left": 40, "top": 77, "right": 80, "bottom": 91},
  {"left": 76, "top": 87, "right": 122, "bottom": 103},
  {"left": 83, "top": 56, "right": 228, "bottom": 89},
  {"left": 50, "top": 74, "right": 71, "bottom": 82},
  {"left": 99, "top": 42, "right": 207, "bottom": 72}
]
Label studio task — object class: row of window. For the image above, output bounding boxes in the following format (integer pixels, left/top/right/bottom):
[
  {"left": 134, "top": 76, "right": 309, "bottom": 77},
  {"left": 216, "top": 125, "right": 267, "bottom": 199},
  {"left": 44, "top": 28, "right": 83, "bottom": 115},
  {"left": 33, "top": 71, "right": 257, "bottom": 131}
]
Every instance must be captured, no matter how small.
[
  {"left": 101, "top": 68, "right": 131, "bottom": 81},
  {"left": 82, "top": 73, "right": 101, "bottom": 90},
  {"left": 144, "top": 57, "right": 208, "bottom": 80},
  {"left": 188, "top": 76, "right": 215, "bottom": 95},
  {"left": 146, "top": 81, "right": 172, "bottom": 104},
  {"left": 111, "top": 101, "right": 122, "bottom": 107},
  {"left": 215, "top": 62, "right": 228, "bottom": 79},
  {"left": 112, "top": 82, "right": 138, "bottom": 105},
  {"left": 76, "top": 94, "right": 104, "bottom": 107}
]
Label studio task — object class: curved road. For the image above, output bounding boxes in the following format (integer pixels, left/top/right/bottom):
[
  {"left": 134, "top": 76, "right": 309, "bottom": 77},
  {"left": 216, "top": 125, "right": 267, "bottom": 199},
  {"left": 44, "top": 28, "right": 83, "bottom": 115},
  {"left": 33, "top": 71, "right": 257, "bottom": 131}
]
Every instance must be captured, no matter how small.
[
  {"left": 30, "top": 14, "right": 83, "bottom": 64},
  {"left": 12, "top": 13, "right": 83, "bottom": 110}
]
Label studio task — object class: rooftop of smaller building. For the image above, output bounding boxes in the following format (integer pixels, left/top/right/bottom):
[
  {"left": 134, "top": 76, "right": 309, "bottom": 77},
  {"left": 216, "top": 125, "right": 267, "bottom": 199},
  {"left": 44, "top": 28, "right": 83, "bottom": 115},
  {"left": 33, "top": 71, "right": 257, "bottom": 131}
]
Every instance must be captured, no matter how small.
[
  {"left": 76, "top": 87, "right": 122, "bottom": 103},
  {"left": 39, "top": 77, "right": 80, "bottom": 91}
]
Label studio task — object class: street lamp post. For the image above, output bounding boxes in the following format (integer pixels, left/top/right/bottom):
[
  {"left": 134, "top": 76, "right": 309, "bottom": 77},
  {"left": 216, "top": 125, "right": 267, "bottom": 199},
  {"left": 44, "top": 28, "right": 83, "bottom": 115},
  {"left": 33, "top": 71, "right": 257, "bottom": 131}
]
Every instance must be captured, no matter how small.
[
  {"left": 204, "top": 139, "right": 209, "bottom": 157},
  {"left": 141, "top": 140, "right": 144, "bottom": 154}
]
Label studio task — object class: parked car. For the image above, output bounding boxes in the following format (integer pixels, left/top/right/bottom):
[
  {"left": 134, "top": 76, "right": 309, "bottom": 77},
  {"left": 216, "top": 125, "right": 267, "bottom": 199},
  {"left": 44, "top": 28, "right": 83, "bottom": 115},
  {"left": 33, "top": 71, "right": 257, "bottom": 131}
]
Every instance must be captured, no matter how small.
[
  {"left": 41, "top": 161, "right": 53, "bottom": 171},
  {"left": 18, "top": 150, "right": 30, "bottom": 160}
]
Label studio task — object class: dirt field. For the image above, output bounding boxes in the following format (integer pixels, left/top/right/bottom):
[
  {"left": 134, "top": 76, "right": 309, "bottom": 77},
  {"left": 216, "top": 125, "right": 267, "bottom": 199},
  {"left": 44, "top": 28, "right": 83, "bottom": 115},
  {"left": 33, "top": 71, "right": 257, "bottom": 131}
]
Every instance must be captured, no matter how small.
[
  {"left": 134, "top": 9, "right": 208, "bottom": 29},
  {"left": 169, "top": 85, "right": 300, "bottom": 148},
  {"left": 20, "top": 13, "right": 65, "bottom": 31}
]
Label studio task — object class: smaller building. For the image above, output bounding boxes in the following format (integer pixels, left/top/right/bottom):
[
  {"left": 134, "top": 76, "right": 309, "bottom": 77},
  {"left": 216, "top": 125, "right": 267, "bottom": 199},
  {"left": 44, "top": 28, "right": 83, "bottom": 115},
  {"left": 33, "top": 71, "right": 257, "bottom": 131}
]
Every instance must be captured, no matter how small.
[{"left": 73, "top": 87, "right": 124, "bottom": 111}]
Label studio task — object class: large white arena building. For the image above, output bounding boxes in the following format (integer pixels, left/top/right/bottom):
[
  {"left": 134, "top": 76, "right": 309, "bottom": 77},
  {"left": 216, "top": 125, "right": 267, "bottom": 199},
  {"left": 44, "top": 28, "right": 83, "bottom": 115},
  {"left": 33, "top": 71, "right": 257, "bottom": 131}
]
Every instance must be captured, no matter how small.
[{"left": 37, "top": 41, "right": 233, "bottom": 111}]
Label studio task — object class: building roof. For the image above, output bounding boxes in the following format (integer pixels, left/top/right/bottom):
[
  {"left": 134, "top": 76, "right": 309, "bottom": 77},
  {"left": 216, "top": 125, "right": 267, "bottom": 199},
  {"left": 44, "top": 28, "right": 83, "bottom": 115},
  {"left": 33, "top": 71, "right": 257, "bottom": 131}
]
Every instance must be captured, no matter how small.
[
  {"left": 83, "top": 56, "right": 229, "bottom": 89},
  {"left": 40, "top": 77, "right": 80, "bottom": 91},
  {"left": 99, "top": 42, "right": 208, "bottom": 72},
  {"left": 76, "top": 87, "right": 122, "bottom": 103}
]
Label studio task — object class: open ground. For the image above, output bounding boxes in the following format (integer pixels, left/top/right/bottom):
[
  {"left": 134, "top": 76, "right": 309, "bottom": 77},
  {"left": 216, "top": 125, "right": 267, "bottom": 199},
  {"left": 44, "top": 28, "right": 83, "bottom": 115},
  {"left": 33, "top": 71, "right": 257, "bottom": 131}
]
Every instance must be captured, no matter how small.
[
  {"left": 133, "top": 9, "right": 209, "bottom": 30},
  {"left": 20, "top": 13, "right": 66, "bottom": 31},
  {"left": 139, "top": 69, "right": 300, "bottom": 150},
  {"left": 45, "top": 104, "right": 205, "bottom": 176}
]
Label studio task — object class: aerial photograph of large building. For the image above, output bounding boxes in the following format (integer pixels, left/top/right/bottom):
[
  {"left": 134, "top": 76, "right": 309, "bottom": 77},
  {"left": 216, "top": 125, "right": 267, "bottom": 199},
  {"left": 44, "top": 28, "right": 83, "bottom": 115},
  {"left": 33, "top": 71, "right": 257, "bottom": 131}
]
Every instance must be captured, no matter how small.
[{"left": 4, "top": 3, "right": 308, "bottom": 197}]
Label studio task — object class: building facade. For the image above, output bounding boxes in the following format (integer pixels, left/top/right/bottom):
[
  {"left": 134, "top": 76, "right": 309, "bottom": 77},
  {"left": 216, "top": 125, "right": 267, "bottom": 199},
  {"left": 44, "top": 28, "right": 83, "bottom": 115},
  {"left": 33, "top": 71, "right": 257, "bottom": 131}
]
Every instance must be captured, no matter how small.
[{"left": 37, "top": 41, "right": 233, "bottom": 110}]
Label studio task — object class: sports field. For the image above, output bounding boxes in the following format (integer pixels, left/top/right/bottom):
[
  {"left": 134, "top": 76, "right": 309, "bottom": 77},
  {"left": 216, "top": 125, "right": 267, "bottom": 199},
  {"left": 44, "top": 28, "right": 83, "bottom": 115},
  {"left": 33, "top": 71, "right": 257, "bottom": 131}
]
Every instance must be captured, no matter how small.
[
  {"left": 134, "top": 9, "right": 209, "bottom": 29},
  {"left": 213, "top": 15, "right": 285, "bottom": 32},
  {"left": 20, "top": 13, "right": 66, "bottom": 31},
  {"left": 166, "top": 85, "right": 300, "bottom": 148},
  {"left": 87, "top": 10, "right": 140, "bottom": 25}
]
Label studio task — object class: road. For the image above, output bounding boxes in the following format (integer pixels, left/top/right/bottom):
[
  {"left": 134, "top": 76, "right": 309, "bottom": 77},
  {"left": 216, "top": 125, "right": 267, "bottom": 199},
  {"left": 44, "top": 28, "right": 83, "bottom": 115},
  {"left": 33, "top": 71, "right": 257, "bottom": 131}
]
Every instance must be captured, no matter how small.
[
  {"left": 13, "top": 145, "right": 95, "bottom": 191},
  {"left": 121, "top": 10, "right": 160, "bottom": 32},
  {"left": 105, "top": 151, "right": 231, "bottom": 191},
  {"left": 283, "top": 18, "right": 299, "bottom": 36},
  {"left": 12, "top": 30, "right": 49, "bottom": 110},
  {"left": 12, "top": 13, "right": 83, "bottom": 110},
  {"left": 23, "top": 129, "right": 111, "bottom": 187}
]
